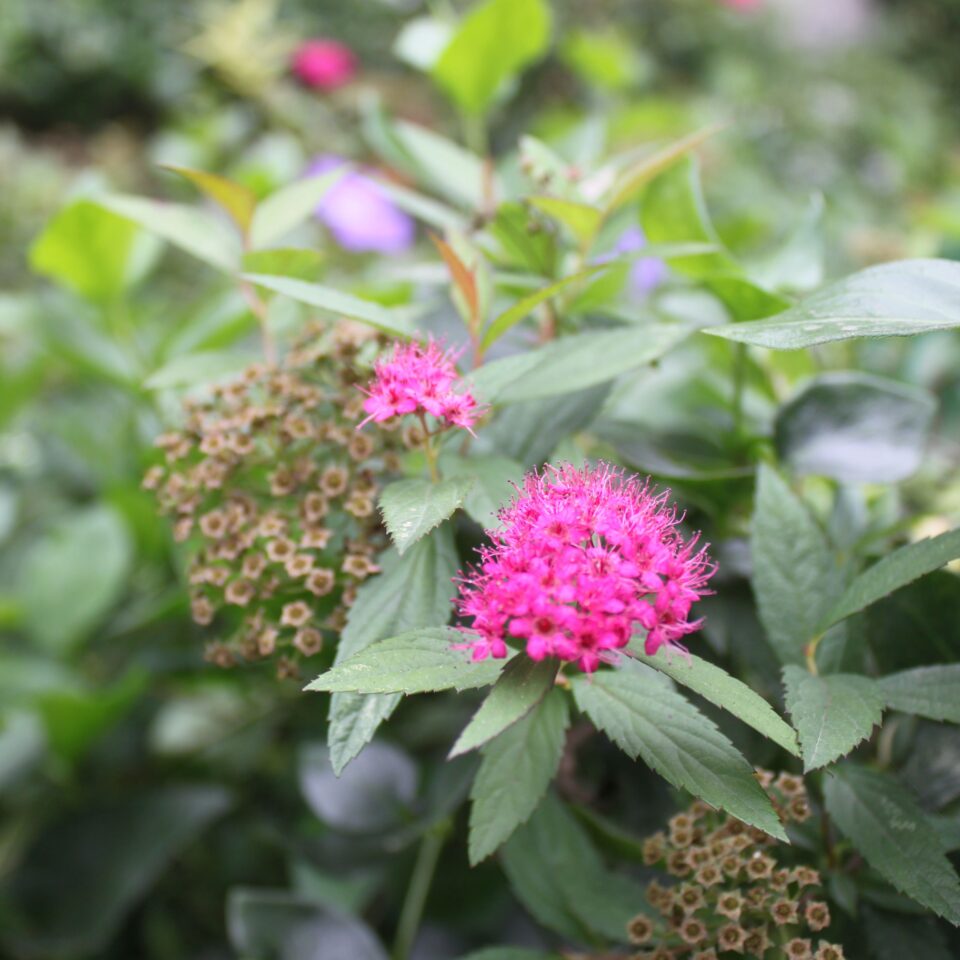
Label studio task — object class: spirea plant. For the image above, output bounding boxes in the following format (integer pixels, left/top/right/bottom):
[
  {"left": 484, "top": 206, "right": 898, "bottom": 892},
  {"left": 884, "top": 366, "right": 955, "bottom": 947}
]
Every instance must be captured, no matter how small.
[{"left": 15, "top": 1, "right": 960, "bottom": 958}]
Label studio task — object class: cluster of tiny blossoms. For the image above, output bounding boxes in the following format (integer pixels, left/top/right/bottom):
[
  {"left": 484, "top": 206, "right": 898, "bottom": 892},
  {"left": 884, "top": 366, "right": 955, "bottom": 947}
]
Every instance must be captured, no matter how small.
[
  {"left": 455, "top": 462, "right": 713, "bottom": 673},
  {"left": 628, "top": 772, "right": 843, "bottom": 960},
  {"left": 145, "top": 323, "right": 406, "bottom": 676},
  {"left": 358, "top": 338, "right": 482, "bottom": 434}
]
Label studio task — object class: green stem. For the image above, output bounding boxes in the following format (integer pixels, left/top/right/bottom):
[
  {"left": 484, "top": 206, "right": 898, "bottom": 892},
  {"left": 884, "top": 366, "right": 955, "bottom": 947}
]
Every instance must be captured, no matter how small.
[
  {"left": 732, "top": 342, "right": 746, "bottom": 439},
  {"left": 418, "top": 413, "right": 440, "bottom": 483},
  {"left": 391, "top": 821, "right": 450, "bottom": 960}
]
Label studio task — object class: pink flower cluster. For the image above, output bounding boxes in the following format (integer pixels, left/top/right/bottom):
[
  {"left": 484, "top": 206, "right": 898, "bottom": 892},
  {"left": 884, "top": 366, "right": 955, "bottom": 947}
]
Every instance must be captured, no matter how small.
[
  {"left": 291, "top": 39, "right": 357, "bottom": 90},
  {"left": 455, "top": 463, "right": 714, "bottom": 673},
  {"left": 358, "top": 340, "right": 482, "bottom": 434}
]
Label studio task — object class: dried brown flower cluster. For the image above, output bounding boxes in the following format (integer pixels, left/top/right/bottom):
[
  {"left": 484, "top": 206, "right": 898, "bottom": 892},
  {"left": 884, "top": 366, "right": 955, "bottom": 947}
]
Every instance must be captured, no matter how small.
[
  {"left": 144, "top": 322, "right": 406, "bottom": 676},
  {"left": 628, "top": 772, "right": 843, "bottom": 960}
]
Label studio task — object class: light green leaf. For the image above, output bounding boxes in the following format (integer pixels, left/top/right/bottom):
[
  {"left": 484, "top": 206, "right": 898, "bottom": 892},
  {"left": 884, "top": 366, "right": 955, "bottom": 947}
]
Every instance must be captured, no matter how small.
[
  {"left": 306, "top": 627, "right": 504, "bottom": 695},
  {"left": 451, "top": 656, "right": 558, "bottom": 757},
  {"left": 327, "top": 530, "right": 459, "bottom": 774},
  {"left": 481, "top": 265, "right": 610, "bottom": 349},
  {"left": 393, "top": 16, "right": 455, "bottom": 71},
  {"left": 30, "top": 200, "right": 154, "bottom": 302},
  {"left": 18, "top": 506, "right": 132, "bottom": 652},
  {"left": 379, "top": 476, "right": 473, "bottom": 555},
  {"left": 774, "top": 372, "right": 936, "bottom": 484},
  {"left": 468, "top": 324, "right": 690, "bottom": 405},
  {"left": 572, "top": 660, "right": 786, "bottom": 839},
  {"left": 439, "top": 454, "right": 523, "bottom": 528},
  {"left": 468, "top": 689, "right": 568, "bottom": 864},
  {"left": 374, "top": 179, "right": 468, "bottom": 232},
  {"left": 163, "top": 165, "right": 257, "bottom": 234},
  {"left": 145, "top": 349, "right": 257, "bottom": 389},
  {"left": 782, "top": 666, "right": 883, "bottom": 771},
  {"left": 433, "top": 0, "right": 552, "bottom": 116},
  {"left": 527, "top": 196, "right": 602, "bottom": 249},
  {"left": 824, "top": 764, "right": 960, "bottom": 924},
  {"left": 751, "top": 464, "right": 840, "bottom": 665},
  {"left": 633, "top": 645, "right": 799, "bottom": 756},
  {"left": 820, "top": 528, "right": 960, "bottom": 631},
  {"left": 879, "top": 665, "right": 960, "bottom": 724},
  {"left": 241, "top": 274, "right": 414, "bottom": 336},
  {"left": 241, "top": 248, "right": 325, "bottom": 283},
  {"left": 706, "top": 259, "right": 960, "bottom": 349},
  {"left": 98, "top": 194, "right": 242, "bottom": 272},
  {"left": 249, "top": 166, "right": 347, "bottom": 249},
  {"left": 561, "top": 27, "right": 642, "bottom": 93}
]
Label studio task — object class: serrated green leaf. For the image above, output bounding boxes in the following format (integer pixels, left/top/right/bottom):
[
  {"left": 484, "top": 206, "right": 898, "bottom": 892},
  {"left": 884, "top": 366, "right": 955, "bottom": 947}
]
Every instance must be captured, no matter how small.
[
  {"left": 241, "top": 274, "right": 414, "bottom": 337},
  {"left": 438, "top": 455, "right": 523, "bottom": 528},
  {"left": 327, "top": 531, "right": 459, "bottom": 774},
  {"left": 379, "top": 476, "right": 473, "bottom": 555},
  {"left": 468, "top": 324, "right": 690, "bottom": 405},
  {"left": 824, "top": 764, "right": 960, "bottom": 925},
  {"left": 451, "top": 656, "right": 557, "bottom": 757},
  {"left": 98, "top": 194, "right": 241, "bottom": 272},
  {"left": 775, "top": 372, "right": 936, "bottom": 484},
  {"left": 705, "top": 259, "right": 960, "bottom": 349},
  {"left": 528, "top": 196, "right": 602, "bottom": 248},
  {"left": 879, "top": 665, "right": 960, "bottom": 723},
  {"left": 751, "top": 464, "right": 840, "bottom": 664},
  {"left": 782, "top": 666, "right": 883, "bottom": 771},
  {"left": 572, "top": 661, "right": 786, "bottom": 839},
  {"left": 863, "top": 907, "right": 954, "bottom": 960},
  {"left": 163, "top": 165, "right": 257, "bottom": 234},
  {"left": 821, "top": 528, "right": 960, "bottom": 631},
  {"left": 433, "top": 0, "right": 552, "bottom": 116},
  {"left": 307, "top": 627, "right": 503, "bottom": 695},
  {"left": 633, "top": 645, "right": 799, "bottom": 756},
  {"left": 468, "top": 690, "right": 569, "bottom": 864},
  {"left": 249, "top": 166, "right": 346, "bottom": 249}
]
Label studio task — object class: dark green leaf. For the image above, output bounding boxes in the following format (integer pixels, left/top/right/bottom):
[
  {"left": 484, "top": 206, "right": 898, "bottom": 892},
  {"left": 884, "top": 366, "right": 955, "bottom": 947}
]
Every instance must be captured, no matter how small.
[
  {"left": 379, "top": 476, "right": 473, "bottom": 555},
  {"left": 863, "top": 907, "right": 954, "bottom": 960},
  {"left": 438, "top": 454, "right": 523, "bottom": 528},
  {"left": 751, "top": 464, "right": 840, "bottom": 664},
  {"left": 706, "top": 259, "right": 960, "bottom": 349},
  {"left": 572, "top": 660, "right": 786, "bottom": 839},
  {"left": 783, "top": 666, "right": 883, "bottom": 771},
  {"left": 451, "top": 656, "right": 558, "bottom": 757},
  {"left": 880, "top": 665, "right": 960, "bottom": 723},
  {"left": 468, "top": 689, "right": 568, "bottom": 863},
  {"left": 824, "top": 764, "right": 960, "bottom": 924},
  {"left": 775, "top": 372, "right": 936, "bottom": 483}
]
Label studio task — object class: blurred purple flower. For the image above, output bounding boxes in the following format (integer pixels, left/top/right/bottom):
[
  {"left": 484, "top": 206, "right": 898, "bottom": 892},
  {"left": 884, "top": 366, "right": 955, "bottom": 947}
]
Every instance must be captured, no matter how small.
[
  {"left": 606, "top": 226, "right": 668, "bottom": 299},
  {"left": 307, "top": 155, "right": 415, "bottom": 255}
]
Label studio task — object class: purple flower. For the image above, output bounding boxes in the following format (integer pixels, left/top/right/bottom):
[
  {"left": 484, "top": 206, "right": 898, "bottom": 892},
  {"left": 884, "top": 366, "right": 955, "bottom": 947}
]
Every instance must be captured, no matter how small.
[
  {"left": 307, "top": 155, "right": 415, "bottom": 254},
  {"left": 613, "top": 226, "right": 668, "bottom": 299}
]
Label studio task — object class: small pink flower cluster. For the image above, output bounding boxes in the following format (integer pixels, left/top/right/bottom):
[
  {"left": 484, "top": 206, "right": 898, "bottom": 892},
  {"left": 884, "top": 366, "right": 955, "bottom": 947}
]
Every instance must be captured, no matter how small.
[
  {"left": 456, "top": 463, "right": 713, "bottom": 673},
  {"left": 291, "top": 39, "right": 356, "bottom": 90},
  {"left": 358, "top": 340, "right": 482, "bottom": 434}
]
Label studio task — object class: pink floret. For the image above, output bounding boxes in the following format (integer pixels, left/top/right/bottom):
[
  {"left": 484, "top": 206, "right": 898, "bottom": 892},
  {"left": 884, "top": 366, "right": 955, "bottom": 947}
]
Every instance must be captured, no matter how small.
[{"left": 454, "top": 462, "right": 714, "bottom": 673}]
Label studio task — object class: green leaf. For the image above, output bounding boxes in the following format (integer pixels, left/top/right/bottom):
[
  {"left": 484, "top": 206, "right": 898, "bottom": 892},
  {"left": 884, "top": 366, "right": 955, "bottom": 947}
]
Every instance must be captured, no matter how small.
[
  {"left": 375, "top": 179, "right": 468, "bottom": 232},
  {"left": 438, "top": 454, "right": 523, "bottom": 528},
  {"left": 706, "top": 259, "right": 960, "bottom": 349},
  {"left": 327, "top": 530, "right": 459, "bottom": 774},
  {"left": 782, "top": 666, "right": 883, "bottom": 771},
  {"left": 241, "top": 248, "right": 325, "bottom": 283},
  {"left": 632, "top": 645, "right": 799, "bottom": 756},
  {"left": 561, "top": 27, "right": 642, "bottom": 93},
  {"left": 451, "top": 656, "right": 558, "bottom": 757},
  {"left": 879, "top": 665, "right": 960, "bottom": 723},
  {"left": 306, "top": 627, "right": 503, "bottom": 695},
  {"left": 144, "top": 349, "right": 257, "bottom": 389},
  {"left": 468, "top": 689, "right": 569, "bottom": 864},
  {"left": 527, "top": 196, "right": 602, "bottom": 248},
  {"left": 751, "top": 464, "right": 839, "bottom": 664},
  {"left": 572, "top": 660, "right": 786, "bottom": 839},
  {"left": 433, "top": 0, "right": 552, "bottom": 116},
  {"left": 481, "top": 265, "right": 610, "bottom": 349},
  {"left": 30, "top": 200, "right": 155, "bottom": 302},
  {"left": 241, "top": 274, "right": 414, "bottom": 337},
  {"left": 163, "top": 165, "right": 257, "bottom": 234},
  {"left": 458, "top": 950, "right": 557, "bottom": 960},
  {"left": 468, "top": 324, "right": 690, "bottom": 405},
  {"left": 820, "top": 528, "right": 960, "bottom": 632},
  {"left": 8, "top": 787, "right": 231, "bottom": 957},
  {"left": 18, "top": 506, "right": 132, "bottom": 652},
  {"left": 775, "top": 373, "right": 936, "bottom": 484},
  {"left": 824, "top": 764, "right": 960, "bottom": 924},
  {"left": 378, "top": 476, "right": 473, "bottom": 555},
  {"left": 249, "top": 166, "right": 346, "bottom": 249},
  {"left": 863, "top": 907, "right": 954, "bottom": 960},
  {"left": 501, "top": 792, "right": 647, "bottom": 942},
  {"left": 98, "top": 194, "right": 242, "bottom": 272}
]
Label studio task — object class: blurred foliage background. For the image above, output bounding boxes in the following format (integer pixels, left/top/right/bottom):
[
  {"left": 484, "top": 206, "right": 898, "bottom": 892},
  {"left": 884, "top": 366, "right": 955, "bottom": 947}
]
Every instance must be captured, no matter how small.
[{"left": 2, "top": 1, "right": 960, "bottom": 958}]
